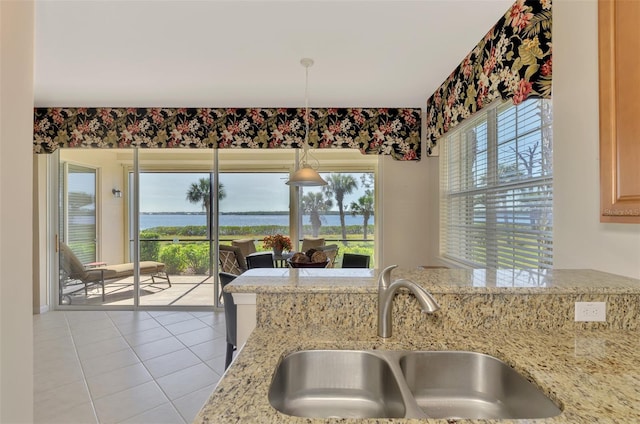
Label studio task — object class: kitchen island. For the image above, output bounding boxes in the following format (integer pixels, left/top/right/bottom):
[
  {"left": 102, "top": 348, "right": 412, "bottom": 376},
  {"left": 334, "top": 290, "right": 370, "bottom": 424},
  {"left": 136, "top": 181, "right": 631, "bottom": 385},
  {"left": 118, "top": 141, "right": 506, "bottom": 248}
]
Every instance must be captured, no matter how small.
[{"left": 195, "top": 268, "right": 640, "bottom": 423}]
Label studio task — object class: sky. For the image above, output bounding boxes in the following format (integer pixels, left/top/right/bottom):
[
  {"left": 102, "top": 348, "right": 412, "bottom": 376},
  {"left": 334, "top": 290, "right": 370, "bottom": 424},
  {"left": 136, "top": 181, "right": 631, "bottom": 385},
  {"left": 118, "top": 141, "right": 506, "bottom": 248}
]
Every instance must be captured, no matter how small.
[{"left": 138, "top": 172, "right": 369, "bottom": 213}]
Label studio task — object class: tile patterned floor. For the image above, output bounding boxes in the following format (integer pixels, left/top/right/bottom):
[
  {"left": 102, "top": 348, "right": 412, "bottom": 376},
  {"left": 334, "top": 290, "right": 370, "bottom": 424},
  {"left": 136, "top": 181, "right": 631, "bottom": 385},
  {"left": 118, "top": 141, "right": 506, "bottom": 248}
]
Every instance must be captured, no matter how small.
[{"left": 34, "top": 310, "right": 228, "bottom": 424}]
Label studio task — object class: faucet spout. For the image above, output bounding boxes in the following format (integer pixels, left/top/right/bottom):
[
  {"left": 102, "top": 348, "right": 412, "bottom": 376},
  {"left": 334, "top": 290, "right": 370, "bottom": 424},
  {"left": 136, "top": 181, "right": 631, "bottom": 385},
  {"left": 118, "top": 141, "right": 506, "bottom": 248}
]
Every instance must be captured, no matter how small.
[
  {"left": 378, "top": 266, "right": 440, "bottom": 338},
  {"left": 379, "top": 264, "right": 397, "bottom": 290}
]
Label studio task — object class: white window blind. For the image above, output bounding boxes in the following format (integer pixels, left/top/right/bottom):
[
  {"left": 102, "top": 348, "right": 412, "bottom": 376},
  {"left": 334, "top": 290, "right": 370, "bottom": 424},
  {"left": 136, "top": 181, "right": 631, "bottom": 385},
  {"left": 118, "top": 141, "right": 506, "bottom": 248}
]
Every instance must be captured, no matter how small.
[
  {"left": 65, "top": 164, "right": 97, "bottom": 264},
  {"left": 440, "top": 98, "right": 553, "bottom": 269}
]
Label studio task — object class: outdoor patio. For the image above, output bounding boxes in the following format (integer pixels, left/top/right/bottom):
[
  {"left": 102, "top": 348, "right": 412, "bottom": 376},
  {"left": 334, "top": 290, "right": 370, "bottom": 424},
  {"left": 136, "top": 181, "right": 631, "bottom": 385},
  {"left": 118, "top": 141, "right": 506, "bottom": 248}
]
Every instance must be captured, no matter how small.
[{"left": 62, "top": 274, "right": 217, "bottom": 307}]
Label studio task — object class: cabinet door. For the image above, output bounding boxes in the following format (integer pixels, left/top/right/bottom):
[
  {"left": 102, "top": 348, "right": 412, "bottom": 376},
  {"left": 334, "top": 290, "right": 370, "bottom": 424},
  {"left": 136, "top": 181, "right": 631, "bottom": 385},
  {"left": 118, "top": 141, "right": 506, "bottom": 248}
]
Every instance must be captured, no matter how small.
[{"left": 599, "top": 0, "right": 640, "bottom": 223}]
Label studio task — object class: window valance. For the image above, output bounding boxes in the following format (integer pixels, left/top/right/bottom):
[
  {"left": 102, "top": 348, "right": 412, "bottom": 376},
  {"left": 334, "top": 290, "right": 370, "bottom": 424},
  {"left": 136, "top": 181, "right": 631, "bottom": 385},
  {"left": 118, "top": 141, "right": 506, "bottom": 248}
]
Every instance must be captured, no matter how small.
[
  {"left": 33, "top": 107, "right": 421, "bottom": 161},
  {"left": 426, "top": 0, "right": 552, "bottom": 155}
]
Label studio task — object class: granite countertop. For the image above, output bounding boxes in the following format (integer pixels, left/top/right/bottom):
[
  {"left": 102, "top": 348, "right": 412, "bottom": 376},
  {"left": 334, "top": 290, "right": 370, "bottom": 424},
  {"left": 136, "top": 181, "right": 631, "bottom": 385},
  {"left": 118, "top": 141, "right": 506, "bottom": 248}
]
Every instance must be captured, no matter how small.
[
  {"left": 195, "top": 326, "right": 640, "bottom": 423},
  {"left": 196, "top": 268, "right": 640, "bottom": 422},
  {"left": 226, "top": 268, "right": 640, "bottom": 295}
]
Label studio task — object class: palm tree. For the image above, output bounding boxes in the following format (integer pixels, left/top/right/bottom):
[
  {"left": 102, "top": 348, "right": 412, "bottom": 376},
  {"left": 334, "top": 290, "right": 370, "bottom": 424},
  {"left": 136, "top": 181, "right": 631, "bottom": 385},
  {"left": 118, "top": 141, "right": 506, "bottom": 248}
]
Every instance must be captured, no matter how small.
[
  {"left": 323, "top": 173, "right": 358, "bottom": 244},
  {"left": 186, "top": 177, "right": 226, "bottom": 238},
  {"left": 350, "top": 189, "right": 374, "bottom": 240},
  {"left": 301, "top": 192, "right": 333, "bottom": 237}
]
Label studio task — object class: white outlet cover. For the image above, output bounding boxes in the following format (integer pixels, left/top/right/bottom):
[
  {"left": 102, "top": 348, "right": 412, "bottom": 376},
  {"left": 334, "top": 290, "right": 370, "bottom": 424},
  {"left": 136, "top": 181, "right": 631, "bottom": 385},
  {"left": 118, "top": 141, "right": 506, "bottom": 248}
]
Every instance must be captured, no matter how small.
[{"left": 575, "top": 302, "right": 606, "bottom": 322}]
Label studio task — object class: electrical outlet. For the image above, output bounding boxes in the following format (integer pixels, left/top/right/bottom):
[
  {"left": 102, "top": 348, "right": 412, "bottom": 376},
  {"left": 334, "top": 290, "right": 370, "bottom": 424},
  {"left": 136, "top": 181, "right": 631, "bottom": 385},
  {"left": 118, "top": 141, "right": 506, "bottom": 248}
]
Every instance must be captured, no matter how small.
[{"left": 574, "top": 302, "right": 606, "bottom": 322}]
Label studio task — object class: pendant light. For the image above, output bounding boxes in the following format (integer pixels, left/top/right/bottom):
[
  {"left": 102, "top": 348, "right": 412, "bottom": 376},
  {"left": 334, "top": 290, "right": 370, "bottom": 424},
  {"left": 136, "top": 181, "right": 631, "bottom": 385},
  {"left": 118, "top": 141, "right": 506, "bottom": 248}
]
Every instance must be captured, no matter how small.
[{"left": 286, "top": 58, "right": 327, "bottom": 187}]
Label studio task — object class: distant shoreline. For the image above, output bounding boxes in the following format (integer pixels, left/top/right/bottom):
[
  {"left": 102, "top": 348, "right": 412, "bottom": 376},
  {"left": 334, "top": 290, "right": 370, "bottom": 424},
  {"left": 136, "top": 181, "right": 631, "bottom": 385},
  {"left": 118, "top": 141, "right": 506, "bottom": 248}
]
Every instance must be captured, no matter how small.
[{"left": 140, "top": 211, "right": 344, "bottom": 216}]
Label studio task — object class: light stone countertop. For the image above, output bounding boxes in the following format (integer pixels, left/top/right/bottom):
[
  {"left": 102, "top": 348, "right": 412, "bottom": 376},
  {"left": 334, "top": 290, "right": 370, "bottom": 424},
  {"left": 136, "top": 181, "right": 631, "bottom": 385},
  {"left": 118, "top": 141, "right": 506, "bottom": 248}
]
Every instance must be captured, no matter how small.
[
  {"left": 195, "top": 326, "right": 640, "bottom": 423},
  {"left": 196, "top": 268, "right": 640, "bottom": 423},
  {"left": 225, "top": 268, "right": 640, "bottom": 294}
]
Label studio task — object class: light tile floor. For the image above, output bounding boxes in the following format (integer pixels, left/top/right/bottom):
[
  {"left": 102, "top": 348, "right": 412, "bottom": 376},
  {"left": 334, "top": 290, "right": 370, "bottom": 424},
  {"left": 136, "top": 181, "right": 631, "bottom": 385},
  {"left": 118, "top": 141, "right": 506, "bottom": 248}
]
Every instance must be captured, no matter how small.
[{"left": 34, "top": 310, "right": 228, "bottom": 424}]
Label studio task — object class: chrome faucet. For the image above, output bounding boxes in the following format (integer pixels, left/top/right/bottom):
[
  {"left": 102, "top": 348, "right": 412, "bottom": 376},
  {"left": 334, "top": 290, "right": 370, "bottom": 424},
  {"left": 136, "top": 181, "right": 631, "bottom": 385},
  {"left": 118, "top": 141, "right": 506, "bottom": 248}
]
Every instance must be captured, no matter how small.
[{"left": 378, "top": 265, "right": 440, "bottom": 338}]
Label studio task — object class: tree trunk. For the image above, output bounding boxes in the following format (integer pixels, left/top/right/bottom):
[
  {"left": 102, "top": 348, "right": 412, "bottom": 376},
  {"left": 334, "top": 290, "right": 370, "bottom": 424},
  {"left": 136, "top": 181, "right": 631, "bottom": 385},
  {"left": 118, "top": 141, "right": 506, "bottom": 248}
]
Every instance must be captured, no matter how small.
[
  {"left": 205, "top": 204, "right": 211, "bottom": 240},
  {"left": 339, "top": 204, "right": 347, "bottom": 245},
  {"left": 311, "top": 211, "right": 321, "bottom": 237},
  {"left": 363, "top": 214, "right": 369, "bottom": 240}
]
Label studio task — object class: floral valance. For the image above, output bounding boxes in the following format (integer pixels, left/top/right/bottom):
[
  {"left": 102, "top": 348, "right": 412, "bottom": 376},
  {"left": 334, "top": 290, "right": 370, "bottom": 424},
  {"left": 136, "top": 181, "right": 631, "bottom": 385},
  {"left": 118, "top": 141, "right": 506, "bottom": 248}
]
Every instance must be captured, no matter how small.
[
  {"left": 426, "top": 0, "right": 552, "bottom": 154},
  {"left": 33, "top": 107, "right": 421, "bottom": 161}
]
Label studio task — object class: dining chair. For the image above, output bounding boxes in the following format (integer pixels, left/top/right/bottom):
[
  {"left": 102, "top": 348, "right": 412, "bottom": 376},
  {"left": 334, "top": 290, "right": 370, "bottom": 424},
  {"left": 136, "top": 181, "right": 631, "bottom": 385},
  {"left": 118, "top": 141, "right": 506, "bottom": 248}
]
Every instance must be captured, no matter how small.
[
  {"left": 219, "top": 272, "right": 238, "bottom": 369},
  {"left": 246, "top": 252, "right": 275, "bottom": 269},
  {"left": 341, "top": 253, "right": 370, "bottom": 268}
]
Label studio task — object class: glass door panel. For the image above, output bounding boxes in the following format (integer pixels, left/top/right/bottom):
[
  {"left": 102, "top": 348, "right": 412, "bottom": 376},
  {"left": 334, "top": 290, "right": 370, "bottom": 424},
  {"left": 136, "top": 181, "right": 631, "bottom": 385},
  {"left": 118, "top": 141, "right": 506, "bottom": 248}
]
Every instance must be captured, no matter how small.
[
  {"left": 58, "top": 149, "right": 135, "bottom": 306},
  {"left": 218, "top": 172, "right": 291, "bottom": 260},
  {"left": 299, "top": 172, "right": 376, "bottom": 268},
  {"left": 137, "top": 149, "right": 216, "bottom": 307}
]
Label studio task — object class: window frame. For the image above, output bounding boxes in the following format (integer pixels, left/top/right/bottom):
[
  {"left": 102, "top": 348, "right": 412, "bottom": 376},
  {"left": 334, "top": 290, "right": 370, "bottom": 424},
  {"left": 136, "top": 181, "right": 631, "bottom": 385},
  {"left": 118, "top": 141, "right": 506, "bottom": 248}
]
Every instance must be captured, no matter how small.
[{"left": 439, "top": 98, "right": 553, "bottom": 269}]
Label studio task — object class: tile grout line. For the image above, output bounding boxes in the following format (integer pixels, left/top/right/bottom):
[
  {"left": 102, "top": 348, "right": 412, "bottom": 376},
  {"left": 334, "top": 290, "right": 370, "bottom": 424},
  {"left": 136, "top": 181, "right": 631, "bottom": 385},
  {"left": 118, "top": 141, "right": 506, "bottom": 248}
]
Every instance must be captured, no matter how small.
[
  {"left": 146, "top": 312, "right": 224, "bottom": 423},
  {"left": 112, "top": 311, "right": 221, "bottom": 424},
  {"left": 107, "top": 311, "right": 185, "bottom": 424},
  {"left": 64, "top": 311, "right": 101, "bottom": 424},
  {"left": 36, "top": 311, "right": 224, "bottom": 424}
]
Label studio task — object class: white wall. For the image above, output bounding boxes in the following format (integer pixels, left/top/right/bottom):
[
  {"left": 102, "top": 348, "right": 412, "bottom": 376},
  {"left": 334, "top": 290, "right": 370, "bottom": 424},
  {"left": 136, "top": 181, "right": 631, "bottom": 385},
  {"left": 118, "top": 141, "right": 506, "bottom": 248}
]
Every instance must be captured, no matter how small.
[
  {"left": 0, "top": 0, "right": 34, "bottom": 421},
  {"left": 553, "top": 0, "right": 640, "bottom": 279},
  {"left": 34, "top": 155, "right": 49, "bottom": 313},
  {"left": 379, "top": 152, "right": 436, "bottom": 269}
]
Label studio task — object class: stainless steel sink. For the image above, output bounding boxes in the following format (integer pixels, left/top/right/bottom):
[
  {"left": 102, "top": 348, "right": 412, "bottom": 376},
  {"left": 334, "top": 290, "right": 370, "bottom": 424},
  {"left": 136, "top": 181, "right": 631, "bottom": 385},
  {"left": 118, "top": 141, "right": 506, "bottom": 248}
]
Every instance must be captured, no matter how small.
[
  {"left": 268, "top": 350, "right": 561, "bottom": 420},
  {"left": 268, "top": 350, "right": 406, "bottom": 418},
  {"left": 399, "top": 351, "right": 561, "bottom": 420}
]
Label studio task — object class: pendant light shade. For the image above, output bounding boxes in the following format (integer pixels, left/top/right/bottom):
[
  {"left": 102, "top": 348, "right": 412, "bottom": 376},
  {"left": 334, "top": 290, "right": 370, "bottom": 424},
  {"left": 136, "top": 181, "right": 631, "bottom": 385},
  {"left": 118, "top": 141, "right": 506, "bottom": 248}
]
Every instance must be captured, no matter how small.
[
  {"left": 286, "top": 164, "right": 327, "bottom": 186},
  {"left": 286, "top": 58, "right": 327, "bottom": 187}
]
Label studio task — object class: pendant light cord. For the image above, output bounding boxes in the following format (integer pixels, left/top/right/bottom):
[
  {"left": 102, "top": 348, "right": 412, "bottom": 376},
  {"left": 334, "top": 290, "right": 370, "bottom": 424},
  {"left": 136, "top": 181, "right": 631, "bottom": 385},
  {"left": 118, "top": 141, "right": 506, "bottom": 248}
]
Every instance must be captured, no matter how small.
[{"left": 302, "top": 59, "right": 311, "bottom": 165}]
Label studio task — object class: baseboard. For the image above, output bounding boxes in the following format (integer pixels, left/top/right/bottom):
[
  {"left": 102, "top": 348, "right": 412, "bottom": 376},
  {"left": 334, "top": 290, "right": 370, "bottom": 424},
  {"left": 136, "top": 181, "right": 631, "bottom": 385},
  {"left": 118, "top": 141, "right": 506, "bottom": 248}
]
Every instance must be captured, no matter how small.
[{"left": 34, "top": 305, "right": 50, "bottom": 314}]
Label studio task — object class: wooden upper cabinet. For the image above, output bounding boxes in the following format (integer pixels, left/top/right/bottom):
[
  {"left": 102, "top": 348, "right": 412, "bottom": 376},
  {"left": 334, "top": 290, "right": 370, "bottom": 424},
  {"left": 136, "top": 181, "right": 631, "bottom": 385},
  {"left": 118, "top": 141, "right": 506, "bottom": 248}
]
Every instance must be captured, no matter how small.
[{"left": 599, "top": 0, "right": 640, "bottom": 223}]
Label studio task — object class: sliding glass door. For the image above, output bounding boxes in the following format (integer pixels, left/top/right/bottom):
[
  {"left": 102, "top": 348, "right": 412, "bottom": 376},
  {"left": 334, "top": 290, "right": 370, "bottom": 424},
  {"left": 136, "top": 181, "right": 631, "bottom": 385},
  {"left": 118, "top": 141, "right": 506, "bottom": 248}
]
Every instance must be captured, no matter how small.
[
  {"left": 57, "top": 148, "right": 218, "bottom": 308},
  {"left": 54, "top": 147, "right": 377, "bottom": 308},
  {"left": 135, "top": 149, "right": 217, "bottom": 307},
  {"left": 136, "top": 168, "right": 216, "bottom": 306}
]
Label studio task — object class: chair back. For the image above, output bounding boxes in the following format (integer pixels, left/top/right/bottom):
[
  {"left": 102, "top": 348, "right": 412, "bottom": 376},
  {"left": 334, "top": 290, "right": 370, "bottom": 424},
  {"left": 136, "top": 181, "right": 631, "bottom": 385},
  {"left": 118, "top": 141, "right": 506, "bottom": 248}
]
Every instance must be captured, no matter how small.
[
  {"left": 341, "top": 253, "right": 371, "bottom": 268},
  {"left": 232, "top": 238, "right": 257, "bottom": 257},
  {"left": 59, "top": 242, "right": 89, "bottom": 280},
  {"left": 317, "top": 244, "right": 339, "bottom": 268},
  {"left": 301, "top": 237, "right": 325, "bottom": 252},
  {"left": 219, "top": 245, "right": 247, "bottom": 274},
  {"left": 219, "top": 272, "right": 237, "bottom": 346},
  {"left": 246, "top": 252, "right": 275, "bottom": 269}
]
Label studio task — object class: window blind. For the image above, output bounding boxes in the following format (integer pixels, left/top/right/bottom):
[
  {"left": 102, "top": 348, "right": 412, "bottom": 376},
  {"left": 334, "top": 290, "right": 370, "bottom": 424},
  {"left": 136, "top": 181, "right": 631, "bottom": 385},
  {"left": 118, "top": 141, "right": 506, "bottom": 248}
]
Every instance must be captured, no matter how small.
[
  {"left": 440, "top": 99, "right": 553, "bottom": 269},
  {"left": 65, "top": 164, "right": 97, "bottom": 264}
]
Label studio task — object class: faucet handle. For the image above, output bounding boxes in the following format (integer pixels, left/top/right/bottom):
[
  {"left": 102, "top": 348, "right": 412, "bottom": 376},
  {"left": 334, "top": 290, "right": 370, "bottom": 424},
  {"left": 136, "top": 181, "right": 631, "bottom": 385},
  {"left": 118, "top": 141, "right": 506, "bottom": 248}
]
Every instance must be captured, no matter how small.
[{"left": 379, "top": 265, "right": 398, "bottom": 289}]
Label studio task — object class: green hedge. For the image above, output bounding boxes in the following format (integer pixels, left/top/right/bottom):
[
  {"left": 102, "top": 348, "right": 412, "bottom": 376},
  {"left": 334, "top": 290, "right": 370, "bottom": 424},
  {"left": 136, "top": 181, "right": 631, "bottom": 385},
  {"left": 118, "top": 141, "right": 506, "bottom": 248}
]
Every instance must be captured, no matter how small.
[
  {"left": 139, "top": 224, "right": 376, "bottom": 274},
  {"left": 147, "top": 224, "right": 373, "bottom": 237}
]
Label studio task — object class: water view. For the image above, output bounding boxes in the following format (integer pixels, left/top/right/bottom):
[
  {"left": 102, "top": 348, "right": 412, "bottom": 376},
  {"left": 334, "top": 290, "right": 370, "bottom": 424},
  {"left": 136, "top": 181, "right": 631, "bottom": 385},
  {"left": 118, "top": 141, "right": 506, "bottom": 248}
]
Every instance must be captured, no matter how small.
[{"left": 140, "top": 213, "right": 374, "bottom": 230}]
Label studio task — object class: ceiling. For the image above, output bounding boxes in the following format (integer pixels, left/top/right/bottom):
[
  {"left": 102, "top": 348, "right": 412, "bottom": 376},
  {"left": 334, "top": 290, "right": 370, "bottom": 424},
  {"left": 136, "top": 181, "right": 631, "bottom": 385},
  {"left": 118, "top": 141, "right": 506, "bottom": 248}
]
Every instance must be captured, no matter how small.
[{"left": 34, "top": 0, "right": 514, "bottom": 109}]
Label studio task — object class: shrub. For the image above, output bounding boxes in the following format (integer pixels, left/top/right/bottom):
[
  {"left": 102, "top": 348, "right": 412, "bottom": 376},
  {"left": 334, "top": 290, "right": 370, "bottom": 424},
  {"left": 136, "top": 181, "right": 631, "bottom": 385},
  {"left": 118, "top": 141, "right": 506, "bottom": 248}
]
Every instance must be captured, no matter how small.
[
  {"left": 182, "top": 243, "right": 210, "bottom": 274},
  {"left": 159, "top": 244, "right": 186, "bottom": 274},
  {"left": 140, "top": 231, "right": 160, "bottom": 261}
]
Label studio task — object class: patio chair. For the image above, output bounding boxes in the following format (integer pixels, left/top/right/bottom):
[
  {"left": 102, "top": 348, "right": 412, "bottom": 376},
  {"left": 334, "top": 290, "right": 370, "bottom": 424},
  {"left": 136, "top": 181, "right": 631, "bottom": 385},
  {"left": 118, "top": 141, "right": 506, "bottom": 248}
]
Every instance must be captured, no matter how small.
[
  {"left": 219, "top": 272, "right": 238, "bottom": 369},
  {"left": 231, "top": 238, "right": 257, "bottom": 257},
  {"left": 301, "top": 237, "right": 325, "bottom": 252},
  {"left": 341, "top": 253, "right": 371, "bottom": 268},
  {"left": 219, "top": 244, "right": 248, "bottom": 275},
  {"left": 317, "top": 244, "right": 339, "bottom": 268},
  {"left": 246, "top": 252, "right": 275, "bottom": 269},
  {"left": 59, "top": 242, "right": 170, "bottom": 303}
]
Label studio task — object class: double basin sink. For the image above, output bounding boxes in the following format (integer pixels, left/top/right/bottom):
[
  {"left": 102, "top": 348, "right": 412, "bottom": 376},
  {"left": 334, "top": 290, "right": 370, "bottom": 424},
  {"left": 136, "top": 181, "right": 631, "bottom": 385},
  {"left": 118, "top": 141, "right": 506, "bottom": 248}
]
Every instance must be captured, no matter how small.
[{"left": 268, "top": 350, "right": 561, "bottom": 420}]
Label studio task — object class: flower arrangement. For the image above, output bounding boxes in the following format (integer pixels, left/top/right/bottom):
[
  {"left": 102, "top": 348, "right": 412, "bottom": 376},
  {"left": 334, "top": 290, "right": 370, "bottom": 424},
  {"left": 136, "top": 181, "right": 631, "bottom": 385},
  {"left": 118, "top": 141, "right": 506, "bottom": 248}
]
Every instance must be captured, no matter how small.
[{"left": 262, "top": 234, "right": 293, "bottom": 252}]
